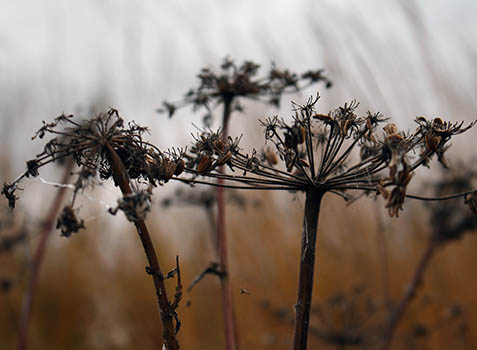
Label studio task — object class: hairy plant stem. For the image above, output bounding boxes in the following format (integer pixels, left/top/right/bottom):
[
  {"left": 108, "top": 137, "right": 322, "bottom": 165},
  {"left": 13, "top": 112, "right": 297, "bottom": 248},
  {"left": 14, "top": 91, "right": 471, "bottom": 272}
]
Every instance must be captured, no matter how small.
[
  {"left": 217, "top": 95, "right": 238, "bottom": 350},
  {"left": 104, "top": 142, "right": 179, "bottom": 350},
  {"left": 381, "top": 237, "right": 439, "bottom": 350},
  {"left": 18, "top": 160, "right": 74, "bottom": 350},
  {"left": 293, "top": 188, "right": 324, "bottom": 350}
]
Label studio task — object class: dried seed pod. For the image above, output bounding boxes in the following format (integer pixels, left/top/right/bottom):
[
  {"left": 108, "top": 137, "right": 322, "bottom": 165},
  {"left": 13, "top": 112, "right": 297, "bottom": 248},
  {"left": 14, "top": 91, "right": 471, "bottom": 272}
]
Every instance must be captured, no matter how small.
[
  {"left": 213, "top": 139, "right": 226, "bottom": 153},
  {"left": 284, "top": 131, "right": 298, "bottom": 149},
  {"left": 292, "top": 124, "right": 306, "bottom": 144},
  {"left": 215, "top": 150, "right": 232, "bottom": 166},
  {"left": 162, "top": 158, "right": 177, "bottom": 181},
  {"left": 284, "top": 151, "right": 295, "bottom": 172},
  {"left": 265, "top": 150, "right": 278, "bottom": 165},
  {"left": 465, "top": 191, "right": 477, "bottom": 215},
  {"left": 197, "top": 155, "right": 214, "bottom": 174},
  {"left": 425, "top": 134, "right": 441, "bottom": 152},
  {"left": 313, "top": 113, "right": 332, "bottom": 123},
  {"left": 376, "top": 183, "right": 390, "bottom": 199},
  {"left": 383, "top": 123, "right": 398, "bottom": 135},
  {"left": 144, "top": 153, "right": 157, "bottom": 165},
  {"left": 174, "top": 159, "right": 185, "bottom": 176},
  {"left": 386, "top": 133, "right": 404, "bottom": 143},
  {"left": 298, "top": 157, "right": 310, "bottom": 168}
]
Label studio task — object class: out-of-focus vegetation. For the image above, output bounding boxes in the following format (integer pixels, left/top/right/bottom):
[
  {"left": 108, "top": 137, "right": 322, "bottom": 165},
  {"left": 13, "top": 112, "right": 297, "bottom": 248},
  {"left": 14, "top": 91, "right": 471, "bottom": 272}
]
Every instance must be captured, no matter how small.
[{"left": 1, "top": 190, "right": 476, "bottom": 349}]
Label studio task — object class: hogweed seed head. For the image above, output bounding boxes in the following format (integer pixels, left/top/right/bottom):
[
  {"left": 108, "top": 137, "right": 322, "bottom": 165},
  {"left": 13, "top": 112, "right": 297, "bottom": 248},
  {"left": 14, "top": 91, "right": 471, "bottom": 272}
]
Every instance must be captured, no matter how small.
[
  {"left": 178, "top": 94, "right": 476, "bottom": 217},
  {"left": 157, "top": 57, "right": 332, "bottom": 126},
  {"left": 2, "top": 108, "right": 182, "bottom": 235}
]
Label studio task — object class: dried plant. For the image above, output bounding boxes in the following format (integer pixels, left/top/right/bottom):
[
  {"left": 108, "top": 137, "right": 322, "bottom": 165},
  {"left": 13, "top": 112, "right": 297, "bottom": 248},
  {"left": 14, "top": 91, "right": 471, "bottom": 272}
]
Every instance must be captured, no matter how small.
[
  {"left": 159, "top": 57, "right": 332, "bottom": 350},
  {"left": 382, "top": 163, "right": 477, "bottom": 350},
  {"left": 2, "top": 109, "right": 184, "bottom": 350},
  {"left": 158, "top": 57, "right": 332, "bottom": 129},
  {"left": 177, "top": 94, "right": 475, "bottom": 349}
]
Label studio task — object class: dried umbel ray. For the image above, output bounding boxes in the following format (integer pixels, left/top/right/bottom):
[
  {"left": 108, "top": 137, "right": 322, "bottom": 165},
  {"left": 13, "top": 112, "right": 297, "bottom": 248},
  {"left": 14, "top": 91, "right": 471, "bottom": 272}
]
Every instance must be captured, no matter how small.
[{"left": 180, "top": 94, "right": 476, "bottom": 218}]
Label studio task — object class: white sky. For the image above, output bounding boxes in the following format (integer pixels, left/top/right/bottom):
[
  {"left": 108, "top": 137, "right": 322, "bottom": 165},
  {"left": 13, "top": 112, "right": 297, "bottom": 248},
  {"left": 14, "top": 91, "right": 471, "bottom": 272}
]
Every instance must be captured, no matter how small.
[{"left": 1, "top": 0, "right": 476, "bottom": 175}]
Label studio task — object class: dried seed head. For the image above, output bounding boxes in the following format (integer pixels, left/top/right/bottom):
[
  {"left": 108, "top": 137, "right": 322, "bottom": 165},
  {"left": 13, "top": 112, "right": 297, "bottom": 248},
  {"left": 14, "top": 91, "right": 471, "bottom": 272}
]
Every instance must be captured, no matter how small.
[
  {"left": 1, "top": 183, "right": 18, "bottom": 209},
  {"left": 114, "top": 190, "right": 152, "bottom": 222},
  {"left": 56, "top": 206, "right": 85, "bottom": 237},
  {"left": 25, "top": 160, "right": 40, "bottom": 178}
]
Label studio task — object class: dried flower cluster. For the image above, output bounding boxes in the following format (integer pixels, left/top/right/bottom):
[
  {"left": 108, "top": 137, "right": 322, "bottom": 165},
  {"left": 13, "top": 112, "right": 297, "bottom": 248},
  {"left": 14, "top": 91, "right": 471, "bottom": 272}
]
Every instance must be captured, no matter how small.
[
  {"left": 179, "top": 95, "right": 475, "bottom": 217},
  {"left": 158, "top": 57, "right": 332, "bottom": 126},
  {"left": 1, "top": 108, "right": 185, "bottom": 235},
  {"left": 109, "top": 188, "right": 153, "bottom": 222}
]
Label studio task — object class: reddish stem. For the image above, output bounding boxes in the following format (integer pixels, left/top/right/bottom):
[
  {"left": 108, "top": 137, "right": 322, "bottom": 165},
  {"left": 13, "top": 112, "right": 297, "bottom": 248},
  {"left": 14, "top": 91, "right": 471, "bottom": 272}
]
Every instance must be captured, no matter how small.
[
  {"left": 216, "top": 96, "right": 238, "bottom": 350},
  {"left": 18, "top": 160, "right": 74, "bottom": 350},
  {"left": 104, "top": 143, "right": 179, "bottom": 350},
  {"left": 293, "top": 189, "right": 324, "bottom": 350},
  {"left": 381, "top": 238, "right": 438, "bottom": 350}
]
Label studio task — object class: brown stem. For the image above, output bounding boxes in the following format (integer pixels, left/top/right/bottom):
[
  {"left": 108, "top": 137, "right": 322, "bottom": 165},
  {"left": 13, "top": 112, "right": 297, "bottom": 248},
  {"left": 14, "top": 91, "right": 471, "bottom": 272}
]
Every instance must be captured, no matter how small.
[
  {"left": 381, "top": 238, "right": 438, "bottom": 350},
  {"left": 18, "top": 160, "right": 74, "bottom": 350},
  {"left": 293, "top": 189, "right": 324, "bottom": 350},
  {"left": 375, "top": 205, "right": 391, "bottom": 311},
  {"left": 216, "top": 96, "right": 238, "bottom": 350},
  {"left": 104, "top": 143, "right": 179, "bottom": 350}
]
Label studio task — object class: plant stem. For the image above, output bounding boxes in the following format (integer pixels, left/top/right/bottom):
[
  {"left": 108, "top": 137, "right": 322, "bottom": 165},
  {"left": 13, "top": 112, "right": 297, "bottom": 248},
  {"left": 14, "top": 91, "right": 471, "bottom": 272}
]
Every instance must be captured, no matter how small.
[
  {"left": 18, "top": 160, "right": 74, "bottom": 350},
  {"left": 216, "top": 96, "right": 238, "bottom": 350},
  {"left": 104, "top": 143, "right": 179, "bottom": 350},
  {"left": 293, "top": 188, "right": 324, "bottom": 350},
  {"left": 381, "top": 238, "right": 438, "bottom": 350}
]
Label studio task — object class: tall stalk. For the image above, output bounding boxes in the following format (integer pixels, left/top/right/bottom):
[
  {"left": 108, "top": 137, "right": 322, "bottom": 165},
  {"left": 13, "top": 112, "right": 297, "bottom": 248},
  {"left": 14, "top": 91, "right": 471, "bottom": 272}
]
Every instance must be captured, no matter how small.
[
  {"left": 104, "top": 143, "right": 179, "bottom": 350},
  {"left": 18, "top": 160, "right": 73, "bottom": 350},
  {"left": 216, "top": 96, "right": 238, "bottom": 350},
  {"left": 381, "top": 238, "right": 438, "bottom": 350},
  {"left": 293, "top": 189, "right": 324, "bottom": 350}
]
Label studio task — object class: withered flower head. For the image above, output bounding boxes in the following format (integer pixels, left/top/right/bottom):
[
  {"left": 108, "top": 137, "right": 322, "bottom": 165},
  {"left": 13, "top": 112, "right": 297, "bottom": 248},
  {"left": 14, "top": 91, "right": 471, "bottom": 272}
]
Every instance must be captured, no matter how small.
[
  {"left": 1, "top": 183, "right": 18, "bottom": 209},
  {"left": 157, "top": 57, "right": 332, "bottom": 125},
  {"left": 178, "top": 94, "right": 475, "bottom": 218},
  {"left": 109, "top": 189, "right": 152, "bottom": 222},
  {"left": 2, "top": 108, "right": 182, "bottom": 235},
  {"left": 56, "top": 206, "right": 85, "bottom": 237}
]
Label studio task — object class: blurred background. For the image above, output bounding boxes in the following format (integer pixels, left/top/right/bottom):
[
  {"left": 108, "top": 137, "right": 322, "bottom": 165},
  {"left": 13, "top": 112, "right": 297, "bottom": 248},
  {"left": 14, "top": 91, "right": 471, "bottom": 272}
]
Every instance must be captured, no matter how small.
[{"left": 1, "top": 0, "right": 477, "bottom": 349}]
